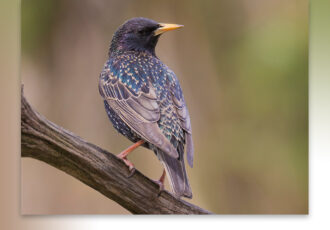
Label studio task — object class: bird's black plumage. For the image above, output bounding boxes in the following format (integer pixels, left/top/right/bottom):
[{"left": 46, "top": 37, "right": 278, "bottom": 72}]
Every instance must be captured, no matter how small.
[{"left": 99, "top": 17, "right": 194, "bottom": 198}]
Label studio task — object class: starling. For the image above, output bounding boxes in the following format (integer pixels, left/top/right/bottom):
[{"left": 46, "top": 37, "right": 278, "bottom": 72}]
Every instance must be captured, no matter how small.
[{"left": 99, "top": 17, "right": 194, "bottom": 198}]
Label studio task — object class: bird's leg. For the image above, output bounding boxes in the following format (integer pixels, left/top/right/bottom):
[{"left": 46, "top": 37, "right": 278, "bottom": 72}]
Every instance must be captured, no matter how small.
[
  {"left": 117, "top": 140, "right": 144, "bottom": 175},
  {"left": 154, "top": 169, "right": 166, "bottom": 196}
]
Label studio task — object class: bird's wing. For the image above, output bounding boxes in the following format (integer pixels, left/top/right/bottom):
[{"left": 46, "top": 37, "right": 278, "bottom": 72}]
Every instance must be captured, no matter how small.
[
  {"left": 168, "top": 70, "right": 194, "bottom": 168},
  {"left": 99, "top": 58, "right": 179, "bottom": 158}
]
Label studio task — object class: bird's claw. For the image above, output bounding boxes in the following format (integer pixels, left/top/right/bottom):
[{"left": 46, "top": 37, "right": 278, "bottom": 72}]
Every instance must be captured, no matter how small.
[
  {"left": 128, "top": 167, "right": 136, "bottom": 178},
  {"left": 153, "top": 180, "right": 165, "bottom": 197},
  {"left": 117, "top": 155, "right": 136, "bottom": 177}
]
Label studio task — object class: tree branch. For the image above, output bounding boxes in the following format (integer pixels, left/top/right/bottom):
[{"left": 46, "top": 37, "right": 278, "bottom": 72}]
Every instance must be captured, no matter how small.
[{"left": 21, "top": 86, "right": 211, "bottom": 214}]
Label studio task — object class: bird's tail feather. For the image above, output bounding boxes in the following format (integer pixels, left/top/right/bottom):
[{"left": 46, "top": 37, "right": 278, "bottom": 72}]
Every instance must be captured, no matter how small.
[{"left": 156, "top": 149, "right": 192, "bottom": 199}]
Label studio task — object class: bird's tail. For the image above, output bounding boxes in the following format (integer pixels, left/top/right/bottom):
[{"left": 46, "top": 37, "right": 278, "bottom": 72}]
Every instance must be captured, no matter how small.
[{"left": 156, "top": 149, "right": 192, "bottom": 199}]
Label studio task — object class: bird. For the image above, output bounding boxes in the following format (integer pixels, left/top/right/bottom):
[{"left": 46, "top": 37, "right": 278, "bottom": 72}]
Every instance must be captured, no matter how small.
[{"left": 98, "top": 17, "right": 194, "bottom": 199}]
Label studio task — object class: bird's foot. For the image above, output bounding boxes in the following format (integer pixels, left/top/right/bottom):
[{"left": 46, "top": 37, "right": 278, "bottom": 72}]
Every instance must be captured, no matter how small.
[
  {"left": 153, "top": 169, "right": 166, "bottom": 197},
  {"left": 116, "top": 140, "right": 145, "bottom": 177},
  {"left": 117, "top": 155, "right": 136, "bottom": 177},
  {"left": 153, "top": 179, "right": 165, "bottom": 197}
]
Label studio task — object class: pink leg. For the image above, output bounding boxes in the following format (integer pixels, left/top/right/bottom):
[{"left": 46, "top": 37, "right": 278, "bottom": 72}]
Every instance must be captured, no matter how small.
[
  {"left": 154, "top": 169, "right": 166, "bottom": 196},
  {"left": 117, "top": 140, "right": 144, "bottom": 173}
]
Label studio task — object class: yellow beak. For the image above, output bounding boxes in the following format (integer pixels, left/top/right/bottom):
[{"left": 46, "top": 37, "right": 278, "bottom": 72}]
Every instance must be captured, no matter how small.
[{"left": 154, "top": 23, "right": 184, "bottom": 36}]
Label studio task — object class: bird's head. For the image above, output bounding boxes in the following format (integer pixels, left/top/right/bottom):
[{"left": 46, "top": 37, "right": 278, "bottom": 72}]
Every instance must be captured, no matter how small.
[{"left": 109, "top": 17, "right": 183, "bottom": 57}]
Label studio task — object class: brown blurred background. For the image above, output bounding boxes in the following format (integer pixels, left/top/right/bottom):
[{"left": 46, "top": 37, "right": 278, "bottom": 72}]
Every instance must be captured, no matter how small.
[{"left": 21, "top": 0, "right": 308, "bottom": 214}]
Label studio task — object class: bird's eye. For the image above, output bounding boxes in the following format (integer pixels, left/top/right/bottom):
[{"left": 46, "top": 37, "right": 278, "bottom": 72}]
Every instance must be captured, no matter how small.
[{"left": 138, "top": 29, "right": 149, "bottom": 36}]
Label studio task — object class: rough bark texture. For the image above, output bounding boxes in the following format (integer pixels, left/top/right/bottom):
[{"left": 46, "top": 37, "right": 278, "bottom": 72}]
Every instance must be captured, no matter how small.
[{"left": 21, "top": 86, "right": 211, "bottom": 214}]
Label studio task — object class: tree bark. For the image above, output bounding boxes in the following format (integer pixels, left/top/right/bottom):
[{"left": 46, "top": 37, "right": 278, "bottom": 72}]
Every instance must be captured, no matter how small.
[{"left": 21, "top": 86, "right": 211, "bottom": 214}]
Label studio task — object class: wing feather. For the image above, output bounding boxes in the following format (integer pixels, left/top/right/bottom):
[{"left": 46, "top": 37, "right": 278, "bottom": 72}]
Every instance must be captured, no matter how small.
[
  {"left": 170, "top": 79, "right": 194, "bottom": 167},
  {"left": 99, "top": 61, "right": 179, "bottom": 158}
]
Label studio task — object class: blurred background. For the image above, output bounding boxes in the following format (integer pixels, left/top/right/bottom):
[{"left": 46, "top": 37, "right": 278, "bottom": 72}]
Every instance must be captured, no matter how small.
[{"left": 21, "top": 0, "right": 308, "bottom": 214}]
